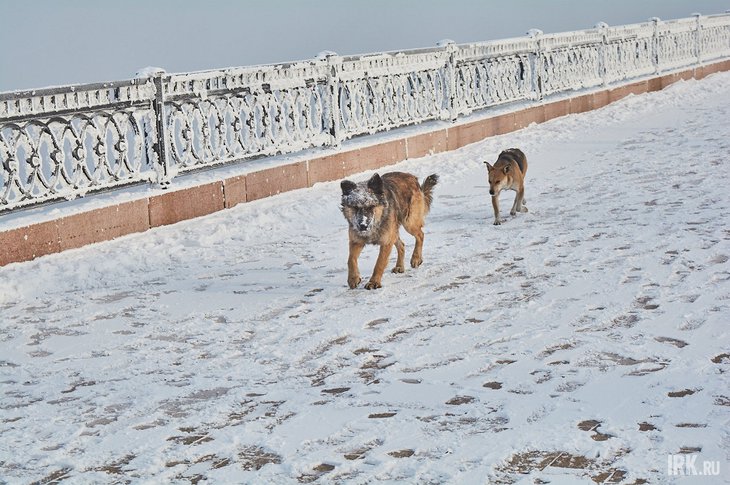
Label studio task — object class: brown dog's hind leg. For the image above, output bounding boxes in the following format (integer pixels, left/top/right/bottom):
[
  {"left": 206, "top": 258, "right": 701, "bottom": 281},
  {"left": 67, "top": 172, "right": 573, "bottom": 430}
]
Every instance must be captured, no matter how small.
[
  {"left": 402, "top": 215, "right": 425, "bottom": 268},
  {"left": 392, "top": 235, "right": 405, "bottom": 273},
  {"left": 347, "top": 240, "right": 365, "bottom": 289},
  {"left": 409, "top": 227, "right": 424, "bottom": 268},
  {"left": 366, "top": 242, "right": 394, "bottom": 290}
]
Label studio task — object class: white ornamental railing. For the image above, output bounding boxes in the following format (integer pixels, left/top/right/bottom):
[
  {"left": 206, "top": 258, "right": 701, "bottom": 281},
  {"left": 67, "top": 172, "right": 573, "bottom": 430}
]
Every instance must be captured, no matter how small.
[{"left": 1, "top": 13, "right": 729, "bottom": 212}]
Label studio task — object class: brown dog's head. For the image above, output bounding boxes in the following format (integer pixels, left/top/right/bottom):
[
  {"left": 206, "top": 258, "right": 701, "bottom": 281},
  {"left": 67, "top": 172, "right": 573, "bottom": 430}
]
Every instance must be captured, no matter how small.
[
  {"left": 340, "top": 173, "right": 387, "bottom": 235},
  {"left": 484, "top": 160, "right": 512, "bottom": 196}
]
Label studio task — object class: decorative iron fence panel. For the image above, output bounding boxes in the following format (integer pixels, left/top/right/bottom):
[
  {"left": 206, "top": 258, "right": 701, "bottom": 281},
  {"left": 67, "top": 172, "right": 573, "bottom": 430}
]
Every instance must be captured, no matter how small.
[
  {"left": 337, "top": 48, "right": 452, "bottom": 139},
  {"left": 657, "top": 18, "right": 703, "bottom": 71},
  {"left": 603, "top": 22, "right": 656, "bottom": 84},
  {"left": 699, "top": 14, "right": 730, "bottom": 62},
  {"left": 453, "top": 37, "right": 536, "bottom": 115},
  {"left": 0, "top": 80, "right": 159, "bottom": 209},
  {"left": 539, "top": 30, "right": 604, "bottom": 96},
  {"left": 1, "top": 13, "right": 729, "bottom": 212},
  {"left": 161, "top": 62, "right": 334, "bottom": 180}
]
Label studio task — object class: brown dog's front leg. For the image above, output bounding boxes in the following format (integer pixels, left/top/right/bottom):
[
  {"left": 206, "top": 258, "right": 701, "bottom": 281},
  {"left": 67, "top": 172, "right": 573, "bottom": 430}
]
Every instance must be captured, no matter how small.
[
  {"left": 491, "top": 195, "right": 501, "bottom": 225},
  {"left": 347, "top": 240, "right": 365, "bottom": 289},
  {"left": 365, "top": 242, "right": 394, "bottom": 290}
]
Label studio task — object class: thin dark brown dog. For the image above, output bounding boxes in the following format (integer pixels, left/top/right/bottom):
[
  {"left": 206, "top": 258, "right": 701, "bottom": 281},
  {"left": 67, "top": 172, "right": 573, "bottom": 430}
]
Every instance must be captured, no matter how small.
[
  {"left": 485, "top": 148, "right": 528, "bottom": 225},
  {"left": 340, "top": 172, "right": 438, "bottom": 289}
]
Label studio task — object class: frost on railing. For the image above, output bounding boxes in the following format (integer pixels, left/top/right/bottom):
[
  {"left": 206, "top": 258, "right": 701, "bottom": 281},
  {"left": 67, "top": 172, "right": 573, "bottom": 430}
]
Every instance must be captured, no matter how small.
[
  {"left": 0, "top": 80, "right": 159, "bottom": 210},
  {"left": 337, "top": 49, "right": 451, "bottom": 139},
  {"left": 453, "top": 36, "right": 535, "bottom": 115},
  {"left": 657, "top": 17, "right": 701, "bottom": 71},
  {"left": 162, "top": 61, "right": 333, "bottom": 178},
  {"left": 602, "top": 22, "right": 656, "bottom": 83},
  {"left": 699, "top": 14, "right": 730, "bottom": 61},
  {"left": 1, "top": 12, "right": 730, "bottom": 212},
  {"left": 538, "top": 30, "right": 604, "bottom": 96}
]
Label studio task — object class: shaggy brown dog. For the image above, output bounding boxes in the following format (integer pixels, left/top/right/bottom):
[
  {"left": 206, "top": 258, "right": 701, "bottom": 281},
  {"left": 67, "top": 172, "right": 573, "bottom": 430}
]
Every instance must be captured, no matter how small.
[{"left": 341, "top": 172, "right": 438, "bottom": 289}]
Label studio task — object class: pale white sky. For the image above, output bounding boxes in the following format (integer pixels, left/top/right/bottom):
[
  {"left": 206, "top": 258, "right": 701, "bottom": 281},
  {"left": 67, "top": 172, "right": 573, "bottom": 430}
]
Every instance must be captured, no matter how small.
[{"left": 1, "top": 0, "right": 727, "bottom": 91}]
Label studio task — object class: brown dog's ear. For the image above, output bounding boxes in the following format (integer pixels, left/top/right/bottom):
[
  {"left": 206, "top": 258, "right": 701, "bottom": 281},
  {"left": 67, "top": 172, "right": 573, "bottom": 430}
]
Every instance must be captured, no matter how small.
[
  {"left": 341, "top": 180, "right": 356, "bottom": 195},
  {"left": 503, "top": 165, "right": 510, "bottom": 174},
  {"left": 367, "top": 173, "right": 384, "bottom": 194},
  {"left": 484, "top": 161, "right": 493, "bottom": 171}
]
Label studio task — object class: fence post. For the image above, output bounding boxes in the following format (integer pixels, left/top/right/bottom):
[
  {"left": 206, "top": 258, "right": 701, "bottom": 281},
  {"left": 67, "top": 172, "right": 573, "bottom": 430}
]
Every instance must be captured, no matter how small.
[
  {"left": 692, "top": 13, "right": 702, "bottom": 64},
  {"left": 437, "top": 39, "right": 457, "bottom": 121},
  {"left": 318, "top": 51, "right": 342, "bottom": 147},
  {"left": 649, "top": 17, "right": 661, "bottom": 74},
  {"left": 527, "top": 29, "right": 544, "bottom": 100},
  {"left": 595, "top": 22, "right": 609, "bottom": 86},
  {"left": 151, "top": 72, "right": 172, "bottom": 186}
]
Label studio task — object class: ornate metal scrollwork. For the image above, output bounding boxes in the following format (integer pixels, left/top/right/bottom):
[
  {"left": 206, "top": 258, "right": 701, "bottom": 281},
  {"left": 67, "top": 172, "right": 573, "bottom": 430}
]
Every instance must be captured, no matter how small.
[
  {"left": 162, "top": 68, "right": 332, "bottom": 175},
  {"left": 1, "top": 107, "right": 156, "bottom": 209}
]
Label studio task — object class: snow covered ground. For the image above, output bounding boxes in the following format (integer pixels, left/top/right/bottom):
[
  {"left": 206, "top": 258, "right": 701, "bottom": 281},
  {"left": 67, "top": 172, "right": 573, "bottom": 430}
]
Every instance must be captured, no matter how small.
[{"left": 1, "top": 72, "right": 729, "bottom": 484}]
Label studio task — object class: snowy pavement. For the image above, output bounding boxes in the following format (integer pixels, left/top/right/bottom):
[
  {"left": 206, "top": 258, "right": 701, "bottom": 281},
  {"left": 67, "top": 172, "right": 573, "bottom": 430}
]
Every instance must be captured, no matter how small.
[{"left": 1, "top": 72, "right": 730, "bottom": 484}]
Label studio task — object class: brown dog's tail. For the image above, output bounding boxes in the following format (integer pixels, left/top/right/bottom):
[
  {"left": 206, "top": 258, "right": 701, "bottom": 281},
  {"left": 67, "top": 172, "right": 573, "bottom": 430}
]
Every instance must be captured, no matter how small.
[{"left": 421, "top": 174, "right": 439, "bottom": 212}]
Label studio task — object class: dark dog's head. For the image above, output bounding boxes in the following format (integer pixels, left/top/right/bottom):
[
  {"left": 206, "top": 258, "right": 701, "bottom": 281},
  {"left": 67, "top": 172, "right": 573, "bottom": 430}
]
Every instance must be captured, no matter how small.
[
  {"left": 340, "top": 173, "right": 387, "bottom": 235},
  {"left": 484, "top": 148, "right": 524, "bottom": 196},
  {"left": 484, "top": 160, "right": 512, "bottom": 196}
]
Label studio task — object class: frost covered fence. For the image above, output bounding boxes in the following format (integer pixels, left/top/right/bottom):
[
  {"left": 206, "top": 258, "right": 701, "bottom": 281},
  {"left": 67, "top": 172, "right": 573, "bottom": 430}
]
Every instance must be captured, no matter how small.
[{"left": 1, "top": 13, "right": 730, "bottom": 213}]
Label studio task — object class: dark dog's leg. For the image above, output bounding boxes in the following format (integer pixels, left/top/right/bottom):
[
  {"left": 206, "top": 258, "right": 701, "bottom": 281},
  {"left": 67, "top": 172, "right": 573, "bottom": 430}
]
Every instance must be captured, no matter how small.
[
  {"left": 519, "top": 187, "right": 528, "bottom": 212},
  {"left": 365, "top": 242, "right": 394, "bottom": 290},
  {"left": 347, "top": 239, "right": 365, "bottom": 289},
  {"left": 392, "top": 235, "right": 405, "bottom": 273},
  {"left": 491, "top": 195, "right": 502, "bottom": 225},
  {"left": 511, "top": 187, "right": 527, "bottom": 215}
]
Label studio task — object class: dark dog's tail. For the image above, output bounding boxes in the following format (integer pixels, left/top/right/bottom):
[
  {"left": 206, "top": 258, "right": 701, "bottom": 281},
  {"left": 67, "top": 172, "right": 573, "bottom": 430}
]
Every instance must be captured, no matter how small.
[{"left": 421, "top": 174, "right": 439, "bottom": 212}]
